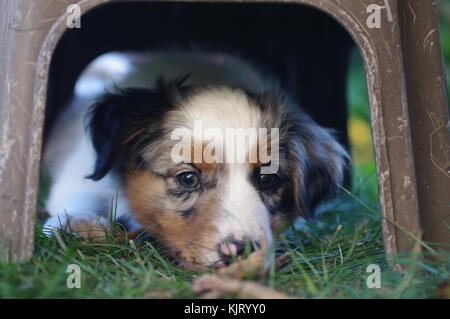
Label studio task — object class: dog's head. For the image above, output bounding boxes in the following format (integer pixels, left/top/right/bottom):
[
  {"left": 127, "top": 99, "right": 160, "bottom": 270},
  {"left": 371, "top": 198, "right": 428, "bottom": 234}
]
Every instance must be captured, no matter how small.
[{"left": 87, "top": 80, "right": 348, "bottom": 269}]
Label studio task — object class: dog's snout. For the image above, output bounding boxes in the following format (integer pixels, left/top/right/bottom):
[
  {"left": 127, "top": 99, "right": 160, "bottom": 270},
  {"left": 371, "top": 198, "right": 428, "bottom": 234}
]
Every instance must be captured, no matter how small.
[{"left": 218, "top": 235, "right": 261, "bottom": 259}]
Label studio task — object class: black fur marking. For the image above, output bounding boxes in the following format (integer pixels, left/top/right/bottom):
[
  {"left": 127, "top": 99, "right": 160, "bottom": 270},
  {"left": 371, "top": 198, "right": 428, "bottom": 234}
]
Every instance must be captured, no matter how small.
[
  {"left": 179, "top": 207, "right": 195, "bottom": 217},
  {"left": 259, "top": 195, "right": 279, "bottom": 216},
  {"left": 290, "top": 115, "right": 348, "bottom": 219},
  {"left": 166, "top": 187, "right": 199, "bottom": 205},
  {"left": 115, "top": 216, "right": 135, "bottom": 231},
  {"left": 277, "top": 186, "right": 297, "bottom": 216},
  {"left": 86, "top": 78, "right": 189, "bottom": 181},
  {"left": 167, "top": 188, "right": 189, "bottom": 199},
  {"left": 248, "top": 89, "right": 348, "bottom": 219},
  {"left": 167, "top": 187, "right": 197, "bottom": 217},
  {"left": 256, "top": 179, "right": 287, "bottom": 216},
  {"left": 134, "top": 155, "right": 148, "bottom": 171},
  {"left": 202, "top": 180, "right": 217, "bottom": 190}
]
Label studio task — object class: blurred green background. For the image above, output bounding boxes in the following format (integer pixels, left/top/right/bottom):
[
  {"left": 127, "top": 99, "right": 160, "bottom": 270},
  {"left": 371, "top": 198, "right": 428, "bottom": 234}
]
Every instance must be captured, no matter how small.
[{"left": 347, "top": 1, "right": 450, "bottom": 200}]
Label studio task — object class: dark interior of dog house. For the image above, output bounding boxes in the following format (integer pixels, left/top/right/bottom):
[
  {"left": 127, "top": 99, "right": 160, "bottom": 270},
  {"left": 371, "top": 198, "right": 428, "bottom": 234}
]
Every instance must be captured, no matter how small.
[
  {"left": 45, "top": 2, "right": 354, "bottom": 150},
  {"left": 41, "top": 1, "right": 376, "bottom": 252}
]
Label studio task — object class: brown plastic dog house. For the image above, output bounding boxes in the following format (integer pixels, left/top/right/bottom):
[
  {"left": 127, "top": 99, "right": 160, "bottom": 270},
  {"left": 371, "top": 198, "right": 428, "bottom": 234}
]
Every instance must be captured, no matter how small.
[{"left": 0, "top": 0, "right": 449, "bottom": 269}]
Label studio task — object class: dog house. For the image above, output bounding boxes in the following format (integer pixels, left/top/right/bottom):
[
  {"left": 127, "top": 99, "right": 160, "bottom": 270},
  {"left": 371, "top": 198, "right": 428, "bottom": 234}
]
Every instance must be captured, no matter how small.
[{"left": 0, "top": 0, "right": 449, "bottom": 269}]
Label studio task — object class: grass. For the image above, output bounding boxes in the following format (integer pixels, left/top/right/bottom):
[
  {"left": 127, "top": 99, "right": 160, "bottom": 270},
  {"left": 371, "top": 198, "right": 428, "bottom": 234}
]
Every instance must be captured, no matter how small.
[
  {"left": 1, "top": 108, "right": 449, "bottom": 299},
  {"left": 1, "top": 7, "right": 449, "bottom": 299},
  {"left": 0, "top": 171, "right": 448, "bottom": 299}
]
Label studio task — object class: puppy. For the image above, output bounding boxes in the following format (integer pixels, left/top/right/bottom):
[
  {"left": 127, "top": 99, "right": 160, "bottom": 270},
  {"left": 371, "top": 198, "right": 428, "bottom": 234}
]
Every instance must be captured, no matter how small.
[{"left": 43, "top": 51, "right": 348, "bottom": 269}]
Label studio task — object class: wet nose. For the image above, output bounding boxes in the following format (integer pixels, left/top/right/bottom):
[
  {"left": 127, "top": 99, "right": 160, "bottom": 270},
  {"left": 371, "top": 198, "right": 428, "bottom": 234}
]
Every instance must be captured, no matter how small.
[{"left": 218, "top": 236, "right": 261, "bottom": 259}]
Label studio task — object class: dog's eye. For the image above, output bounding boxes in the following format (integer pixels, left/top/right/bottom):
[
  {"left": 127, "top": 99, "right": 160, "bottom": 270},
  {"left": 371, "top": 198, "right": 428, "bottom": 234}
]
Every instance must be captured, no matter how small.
[
  {"left": 177, "top": 172, "right": 200, "bottom": 189},
  {"left": 256, "top": 174, "right": 281, "bottom": 191}
]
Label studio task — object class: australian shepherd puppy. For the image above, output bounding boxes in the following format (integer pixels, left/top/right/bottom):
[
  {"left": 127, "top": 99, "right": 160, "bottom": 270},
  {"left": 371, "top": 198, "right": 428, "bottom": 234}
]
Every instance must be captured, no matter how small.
[{"left": 43, "top": 51, "right": 348, "bottom": 270}]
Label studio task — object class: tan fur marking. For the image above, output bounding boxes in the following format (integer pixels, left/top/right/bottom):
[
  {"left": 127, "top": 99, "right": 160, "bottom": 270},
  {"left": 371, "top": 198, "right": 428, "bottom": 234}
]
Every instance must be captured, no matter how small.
[
  {"left": 189, "top": 143, "right": 218, "bottom": 172},
  {"left": 126, "top": 168, "right": 220, "bottom": 268}
]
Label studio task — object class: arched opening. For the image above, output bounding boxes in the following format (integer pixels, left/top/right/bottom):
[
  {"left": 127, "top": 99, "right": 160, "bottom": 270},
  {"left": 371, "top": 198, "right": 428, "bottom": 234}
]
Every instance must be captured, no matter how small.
[
  {"left": 0, "top": 0, "right": 444, "bottom": 298},
  {"left": 40, "top": 1, "right": 381, "bottom": 264},
  {"left": 44, "top": 2, "right": 353, "bottom": 146},
  {"left": 2, "top": 0, "right": 448, "bottom": 299}
]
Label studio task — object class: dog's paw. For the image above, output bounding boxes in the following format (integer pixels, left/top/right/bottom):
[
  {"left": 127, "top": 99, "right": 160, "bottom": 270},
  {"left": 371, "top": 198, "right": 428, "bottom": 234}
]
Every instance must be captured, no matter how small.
[{"left": 43, "top": 213, "right": 111, "bottom": 241}]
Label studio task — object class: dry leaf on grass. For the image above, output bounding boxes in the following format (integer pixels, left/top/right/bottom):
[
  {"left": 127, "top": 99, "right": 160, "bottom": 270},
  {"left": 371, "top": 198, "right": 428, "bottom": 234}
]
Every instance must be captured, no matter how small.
[
  {"left": 192, "top": 274, "right": 294, "bottom": 299},
  {"left": 193, "top": 250, "right": 296, "bottom": 299},
  {"left": 114, "top": 229, "right": 294, "bottom": 298},
  {"left": 217, "top": 249, "right": 266, "bottom": 279},
  {"left": 437, "top": 280, "right": 450, "bottom": 299}
]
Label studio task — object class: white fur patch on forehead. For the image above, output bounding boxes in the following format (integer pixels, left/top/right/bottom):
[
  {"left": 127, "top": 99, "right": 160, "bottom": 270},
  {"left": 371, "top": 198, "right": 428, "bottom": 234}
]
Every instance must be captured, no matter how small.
[
  {"left": 168, "top": 87, "right": 263, "bottom": 131},
  {"left": 163, "top": 87, "right": 280, "bottom": 167}
]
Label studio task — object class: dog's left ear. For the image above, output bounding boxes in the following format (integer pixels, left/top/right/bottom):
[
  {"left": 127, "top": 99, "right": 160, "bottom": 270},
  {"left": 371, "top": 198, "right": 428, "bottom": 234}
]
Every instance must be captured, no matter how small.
[
  {"left": 288, "top": 115, "right": 350, "bottom": 219},
  {"left": 86, "top": 84, "right": 180, "bottom": 181}
]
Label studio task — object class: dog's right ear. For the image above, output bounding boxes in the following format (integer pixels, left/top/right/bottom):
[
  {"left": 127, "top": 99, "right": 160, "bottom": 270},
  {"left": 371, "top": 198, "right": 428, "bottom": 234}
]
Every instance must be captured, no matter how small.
[
  {"left": 288, "top": 114, "right": 350, "bottom": 219},
  {"left": 85, "top": 85, "right": 179, "bottom": 181}
]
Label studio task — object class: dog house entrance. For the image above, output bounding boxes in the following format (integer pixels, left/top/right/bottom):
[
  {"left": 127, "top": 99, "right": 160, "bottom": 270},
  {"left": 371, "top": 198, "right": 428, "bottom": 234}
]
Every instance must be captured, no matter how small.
[{"left": 0, "top": 0, "right": 448, "bottom": 267}]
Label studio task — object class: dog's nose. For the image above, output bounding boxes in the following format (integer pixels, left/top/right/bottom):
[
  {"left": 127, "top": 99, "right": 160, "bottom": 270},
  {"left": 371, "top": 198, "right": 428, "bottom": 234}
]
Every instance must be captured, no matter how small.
[{"left": 218, "top": 236, "right": 261, "bottom": 258}]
